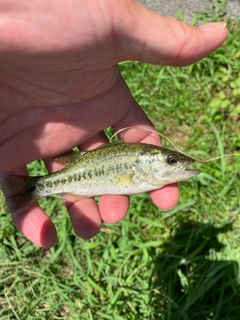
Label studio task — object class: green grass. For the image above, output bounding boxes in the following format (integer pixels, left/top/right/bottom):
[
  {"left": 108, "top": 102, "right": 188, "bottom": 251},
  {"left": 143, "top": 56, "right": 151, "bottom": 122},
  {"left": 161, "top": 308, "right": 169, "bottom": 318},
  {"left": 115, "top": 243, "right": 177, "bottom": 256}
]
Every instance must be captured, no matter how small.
[{"left": 0, "top": 17, "right": 240, "bottom": 320}]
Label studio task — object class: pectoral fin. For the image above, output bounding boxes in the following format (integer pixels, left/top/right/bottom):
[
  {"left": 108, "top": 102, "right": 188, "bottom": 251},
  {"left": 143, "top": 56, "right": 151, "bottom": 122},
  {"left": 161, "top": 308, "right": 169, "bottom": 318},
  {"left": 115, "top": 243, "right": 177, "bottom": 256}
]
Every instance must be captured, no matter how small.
[
  {"left": 61, "top": 193, "right": 90, "bottom": 202},
  {"left": 115, "top": 174, "right": 133, "bottom": 186}
]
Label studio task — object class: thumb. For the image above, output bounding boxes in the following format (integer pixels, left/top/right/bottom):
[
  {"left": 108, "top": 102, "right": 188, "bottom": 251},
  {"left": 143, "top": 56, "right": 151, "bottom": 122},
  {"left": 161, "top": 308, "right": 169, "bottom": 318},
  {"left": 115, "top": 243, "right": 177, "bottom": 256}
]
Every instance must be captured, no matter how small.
[{"left": 117, "top": 1, "right": 228, "bottom": 66}]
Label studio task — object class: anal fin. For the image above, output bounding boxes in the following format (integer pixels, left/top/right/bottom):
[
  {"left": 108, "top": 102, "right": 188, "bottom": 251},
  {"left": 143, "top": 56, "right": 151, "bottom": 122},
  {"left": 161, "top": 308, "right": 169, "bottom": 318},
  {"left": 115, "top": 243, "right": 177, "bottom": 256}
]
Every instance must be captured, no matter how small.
[
  {"left": 61, "top": 193, "right": 89, "bottom": 202},
  {"left": 115, "top": 174, "right": 133, "bottom": 186}
]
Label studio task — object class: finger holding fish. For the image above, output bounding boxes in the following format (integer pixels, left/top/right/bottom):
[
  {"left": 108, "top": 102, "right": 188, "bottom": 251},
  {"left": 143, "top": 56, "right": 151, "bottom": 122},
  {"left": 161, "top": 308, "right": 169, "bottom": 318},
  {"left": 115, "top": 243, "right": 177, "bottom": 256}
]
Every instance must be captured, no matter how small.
[
  {"left": 99, "top": 194, "right": 129, "bottom": 224},
  {"left": 66, "top": 198, "right": 101, "bottom": 240},
  {"left": 13, "top": 204, "right": 57, "bottom": 248},
  {"left": 149, "top": 183, "right": 180, "bottom": 211}
]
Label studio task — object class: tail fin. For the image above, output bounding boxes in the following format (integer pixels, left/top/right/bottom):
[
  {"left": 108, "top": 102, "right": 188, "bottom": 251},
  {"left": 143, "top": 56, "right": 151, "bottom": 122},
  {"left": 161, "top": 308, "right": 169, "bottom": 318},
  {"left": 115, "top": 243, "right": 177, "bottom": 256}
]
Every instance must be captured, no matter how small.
[{"left": 0, "top": 175, "right": 39, "bottom": 213}]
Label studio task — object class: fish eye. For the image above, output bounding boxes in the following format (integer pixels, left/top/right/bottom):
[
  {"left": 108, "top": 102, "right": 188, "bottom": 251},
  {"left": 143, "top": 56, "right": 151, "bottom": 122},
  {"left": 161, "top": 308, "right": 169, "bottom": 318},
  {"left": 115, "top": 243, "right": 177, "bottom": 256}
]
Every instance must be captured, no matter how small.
[{"left": 167, "top": 154, "right": 179, "bottom": 165}]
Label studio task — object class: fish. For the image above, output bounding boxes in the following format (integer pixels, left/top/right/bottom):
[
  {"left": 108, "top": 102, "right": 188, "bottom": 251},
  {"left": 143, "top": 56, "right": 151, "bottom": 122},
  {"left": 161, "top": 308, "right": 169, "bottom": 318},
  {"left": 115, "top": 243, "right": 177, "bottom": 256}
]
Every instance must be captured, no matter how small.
[{"left": 0, "top": 142, "right": 200, "bottom": 214}]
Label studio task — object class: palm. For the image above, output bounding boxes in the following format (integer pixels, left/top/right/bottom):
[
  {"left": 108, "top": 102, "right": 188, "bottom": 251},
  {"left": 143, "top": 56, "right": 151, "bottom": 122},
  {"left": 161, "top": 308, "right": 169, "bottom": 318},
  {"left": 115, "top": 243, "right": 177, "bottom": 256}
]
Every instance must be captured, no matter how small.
[{"left": 0, "top": 67, "right": 131, "bottom": 170}]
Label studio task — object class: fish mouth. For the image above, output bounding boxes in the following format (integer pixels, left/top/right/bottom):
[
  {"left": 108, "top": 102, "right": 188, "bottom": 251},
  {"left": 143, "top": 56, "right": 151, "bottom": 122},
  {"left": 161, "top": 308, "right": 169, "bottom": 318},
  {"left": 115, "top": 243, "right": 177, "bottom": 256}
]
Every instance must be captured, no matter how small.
[
  {"left": 180, "top": 162, "right": 201, "bottom": 179},
  {"left": 184, "top": 169, "right": 201, "bottom": 178}
]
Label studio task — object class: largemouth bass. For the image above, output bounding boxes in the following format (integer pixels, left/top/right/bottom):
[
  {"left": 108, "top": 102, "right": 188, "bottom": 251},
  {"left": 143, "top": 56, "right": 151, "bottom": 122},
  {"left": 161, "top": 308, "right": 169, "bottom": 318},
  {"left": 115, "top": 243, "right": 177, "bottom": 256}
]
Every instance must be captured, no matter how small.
[{"left": 0, "top": 142, "right": 200, "bottom": 213}]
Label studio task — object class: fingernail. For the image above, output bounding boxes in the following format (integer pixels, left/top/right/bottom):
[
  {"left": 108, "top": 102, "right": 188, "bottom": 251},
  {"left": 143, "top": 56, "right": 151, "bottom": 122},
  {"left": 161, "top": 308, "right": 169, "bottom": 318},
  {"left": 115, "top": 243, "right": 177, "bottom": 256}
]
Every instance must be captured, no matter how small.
[{"left": 199, "top": 22, "right": 227, "bottom": 32}]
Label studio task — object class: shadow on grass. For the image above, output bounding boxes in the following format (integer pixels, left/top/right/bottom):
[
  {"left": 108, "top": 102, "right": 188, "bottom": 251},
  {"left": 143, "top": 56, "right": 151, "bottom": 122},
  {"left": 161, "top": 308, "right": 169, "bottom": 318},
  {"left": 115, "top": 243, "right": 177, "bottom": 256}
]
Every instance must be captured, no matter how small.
[{"left": 150, "top": 221, "right": 240, "bottom": 320}]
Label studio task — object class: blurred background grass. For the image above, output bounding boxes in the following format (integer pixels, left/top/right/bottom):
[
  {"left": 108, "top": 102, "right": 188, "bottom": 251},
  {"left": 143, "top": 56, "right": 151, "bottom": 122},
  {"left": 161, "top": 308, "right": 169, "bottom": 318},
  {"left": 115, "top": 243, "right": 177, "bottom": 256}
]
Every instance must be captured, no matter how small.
[{"left": 0, "top": 10, "right": 240, "bottom": 320}]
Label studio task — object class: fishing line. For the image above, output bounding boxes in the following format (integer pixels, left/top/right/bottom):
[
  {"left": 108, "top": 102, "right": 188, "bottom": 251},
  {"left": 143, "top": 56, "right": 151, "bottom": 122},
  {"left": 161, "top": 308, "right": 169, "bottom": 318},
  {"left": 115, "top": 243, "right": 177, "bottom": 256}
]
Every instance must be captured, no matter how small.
[{"left": 110, "top": 126, "right": 240, "bottom": 163}]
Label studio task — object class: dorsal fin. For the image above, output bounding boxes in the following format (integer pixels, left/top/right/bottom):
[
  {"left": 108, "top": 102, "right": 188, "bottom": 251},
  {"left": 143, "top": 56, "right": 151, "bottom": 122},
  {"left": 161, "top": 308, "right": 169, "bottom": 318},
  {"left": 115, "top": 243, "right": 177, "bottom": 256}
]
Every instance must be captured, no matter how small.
[{"left": 53, "top": 151, "right": 87, "bottom": 166}]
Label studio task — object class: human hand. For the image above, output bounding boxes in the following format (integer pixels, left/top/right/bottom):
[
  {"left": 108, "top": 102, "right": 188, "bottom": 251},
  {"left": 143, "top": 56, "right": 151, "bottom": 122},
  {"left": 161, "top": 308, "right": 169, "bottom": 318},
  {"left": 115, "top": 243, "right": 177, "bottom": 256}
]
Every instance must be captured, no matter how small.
[{"left": 0, "top": 0, "right": 227, "bottom": 247}]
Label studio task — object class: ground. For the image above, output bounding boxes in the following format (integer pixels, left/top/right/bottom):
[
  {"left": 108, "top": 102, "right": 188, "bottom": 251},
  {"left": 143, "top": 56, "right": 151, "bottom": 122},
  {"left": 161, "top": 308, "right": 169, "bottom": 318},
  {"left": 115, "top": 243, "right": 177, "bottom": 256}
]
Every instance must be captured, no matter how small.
[{"left": 139, "top": 0, "right": 240, "bottom": 22}]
